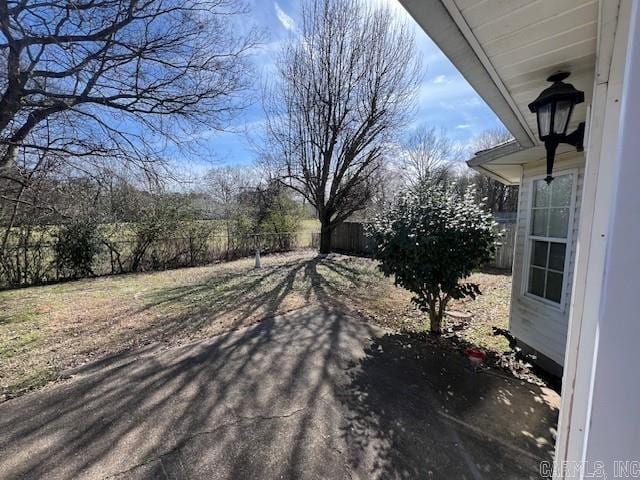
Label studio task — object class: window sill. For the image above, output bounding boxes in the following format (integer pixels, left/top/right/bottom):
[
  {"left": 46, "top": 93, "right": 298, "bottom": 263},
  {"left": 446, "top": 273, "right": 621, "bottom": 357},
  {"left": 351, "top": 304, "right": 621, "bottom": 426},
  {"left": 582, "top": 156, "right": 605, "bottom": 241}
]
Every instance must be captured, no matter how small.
[{"left": 521, "top": 292, "right": 566, "bottom": 314}]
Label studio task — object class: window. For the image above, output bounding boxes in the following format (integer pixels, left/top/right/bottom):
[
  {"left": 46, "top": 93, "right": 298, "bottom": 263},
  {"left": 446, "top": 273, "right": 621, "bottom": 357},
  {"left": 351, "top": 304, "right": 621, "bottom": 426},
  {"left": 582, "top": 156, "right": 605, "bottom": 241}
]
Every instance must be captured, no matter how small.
[{"left": 527, "top": 174, "right": 573, "bottom": 304}]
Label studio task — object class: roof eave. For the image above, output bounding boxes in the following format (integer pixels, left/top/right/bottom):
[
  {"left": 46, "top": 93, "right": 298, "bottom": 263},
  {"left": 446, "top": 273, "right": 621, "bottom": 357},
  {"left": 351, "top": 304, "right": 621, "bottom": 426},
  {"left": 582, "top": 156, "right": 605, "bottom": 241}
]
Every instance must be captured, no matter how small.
[
  {"left": 399, "top": 0, "right": 537, "bottom": 148},
  {"left": 467, "top": 141, "right": 524, "bottom": 167},
  {"left": 472, "top": 164, "right": 520, "bottom": 186},
  {"left": 465, "top": 140, "right": 525, "bottom": 186}
]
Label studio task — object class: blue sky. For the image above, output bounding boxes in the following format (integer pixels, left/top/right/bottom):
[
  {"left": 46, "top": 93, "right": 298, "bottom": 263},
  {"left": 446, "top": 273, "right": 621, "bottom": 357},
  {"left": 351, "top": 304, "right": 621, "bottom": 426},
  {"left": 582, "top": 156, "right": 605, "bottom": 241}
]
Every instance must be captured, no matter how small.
[{"left": 178, "top": 0, "right": 503, "bottom": 172}]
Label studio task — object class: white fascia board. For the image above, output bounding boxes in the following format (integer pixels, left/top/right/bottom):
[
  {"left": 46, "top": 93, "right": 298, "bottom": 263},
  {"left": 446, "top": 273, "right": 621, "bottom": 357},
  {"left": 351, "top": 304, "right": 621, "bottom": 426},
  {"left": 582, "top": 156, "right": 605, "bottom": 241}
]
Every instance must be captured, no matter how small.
[
  {"left": 466, "top": 141, "right": 525, "bottom": 185},
  {"left": 399, "top": 0, "right": 536, "bottom": 147},
  {"left": 467, "top": 141, "right": 524, "bottom": 168},
  {"left": 467, "top": 141, "right": 584, "bottom": 186},
  {"left": 473, "top": 164, "right": 520, "bottom": 186}
]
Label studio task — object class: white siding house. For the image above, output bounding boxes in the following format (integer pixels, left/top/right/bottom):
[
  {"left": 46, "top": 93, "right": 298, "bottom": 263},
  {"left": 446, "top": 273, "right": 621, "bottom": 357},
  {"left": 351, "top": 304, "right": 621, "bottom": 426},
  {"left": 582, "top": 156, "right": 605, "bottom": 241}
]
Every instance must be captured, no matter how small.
[
  {"left": 509, "top": 157, "right": 584, "bottom": 374},
  {"left": 400, "top": 0, "right": 640, "bottom": 476},
  {"left": 468, "top": 145, "right": 586, "bottom": 375},
  {"left": 400, "top": 0, "right": 599, "bottom": 374}
]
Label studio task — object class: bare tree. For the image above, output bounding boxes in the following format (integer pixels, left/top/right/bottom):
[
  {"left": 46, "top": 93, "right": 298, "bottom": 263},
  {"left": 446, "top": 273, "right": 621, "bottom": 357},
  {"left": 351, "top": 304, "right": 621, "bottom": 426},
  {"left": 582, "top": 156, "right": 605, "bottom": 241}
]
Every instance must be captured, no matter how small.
[
  {"left": 201, "top": 166, "right": 258, "bottom": 218},
  {"left": 262, "top": 0, "right": 420, "bottom": 253},
  {"left": 468, "top": 127, "right": 519, "bottom": 212},
  {"left": 0, "top": 0, "right": 257, "bottom": 270},
  {"left": 471, "top": 127, "right": 513, "bottom": 152},
  {"left": 0, "top": 0, "right": 257, "bottom": 175},
  {"left": 201, "top": 166, "right": 259, "bottom": 254},
  {"left": 401, "top": 126, "right": 461, "bottom": 187}
]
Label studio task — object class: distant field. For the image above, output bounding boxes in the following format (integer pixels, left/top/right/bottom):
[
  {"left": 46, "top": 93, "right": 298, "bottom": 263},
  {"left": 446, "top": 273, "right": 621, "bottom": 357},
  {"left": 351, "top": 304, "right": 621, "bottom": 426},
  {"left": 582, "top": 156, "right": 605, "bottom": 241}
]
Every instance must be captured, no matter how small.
[
  {"left": 4, "top": 218, "right": 320, "bottom": 242},
  {"left": 300, "top": 218, "right": 320, "bottom": 232}
]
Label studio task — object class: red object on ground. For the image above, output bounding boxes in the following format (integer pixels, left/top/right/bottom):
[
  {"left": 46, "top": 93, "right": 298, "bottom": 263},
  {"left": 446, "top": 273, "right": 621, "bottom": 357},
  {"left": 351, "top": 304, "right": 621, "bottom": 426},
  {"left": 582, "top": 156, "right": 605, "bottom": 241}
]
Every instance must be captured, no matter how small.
[{"left": 465, "top": 348, "right": 486, "bottom": 362}]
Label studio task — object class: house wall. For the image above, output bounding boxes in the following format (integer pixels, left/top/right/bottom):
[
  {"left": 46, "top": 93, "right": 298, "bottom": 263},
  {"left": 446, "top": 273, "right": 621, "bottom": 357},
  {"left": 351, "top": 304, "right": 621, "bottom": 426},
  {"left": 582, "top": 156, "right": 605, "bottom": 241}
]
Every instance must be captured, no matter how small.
[
  {"left": 509, "top": 152, "right": 585, "bottom": 370},
  {"left": 553, "top": 0, "right": 632, "bottom": 470},
  {"left": 582, "top": 0, "right": 640, "bottom": 468}
]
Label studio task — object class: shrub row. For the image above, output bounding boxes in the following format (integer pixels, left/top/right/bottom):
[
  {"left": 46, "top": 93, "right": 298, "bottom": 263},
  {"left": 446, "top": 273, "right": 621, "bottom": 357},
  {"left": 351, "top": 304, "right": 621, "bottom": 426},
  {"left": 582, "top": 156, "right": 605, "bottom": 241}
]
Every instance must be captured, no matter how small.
[{"left": 0, "top": 222, "right": 312, "bottom": 289}]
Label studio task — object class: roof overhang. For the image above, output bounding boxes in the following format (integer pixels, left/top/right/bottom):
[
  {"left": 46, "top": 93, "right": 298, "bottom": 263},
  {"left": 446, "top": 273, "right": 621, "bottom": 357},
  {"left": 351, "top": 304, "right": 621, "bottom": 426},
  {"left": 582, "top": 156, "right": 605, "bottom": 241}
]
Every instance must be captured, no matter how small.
[
  {"left": 469, "top": 141, "right": 580, "bottom": 185},
  {"left": 400, "top": 0, "right": 598, "bottom": 185},
  {"left": 400, "top": 0, "right": 536, "bottom": 148}
]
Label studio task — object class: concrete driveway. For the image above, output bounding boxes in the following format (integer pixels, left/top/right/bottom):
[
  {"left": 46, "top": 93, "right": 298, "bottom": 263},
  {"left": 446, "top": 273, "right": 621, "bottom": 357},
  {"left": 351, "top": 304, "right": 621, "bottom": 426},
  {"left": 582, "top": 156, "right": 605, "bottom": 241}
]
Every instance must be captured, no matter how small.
[{"left": 0, "top": 306, "right": 559, "bottom": 479}]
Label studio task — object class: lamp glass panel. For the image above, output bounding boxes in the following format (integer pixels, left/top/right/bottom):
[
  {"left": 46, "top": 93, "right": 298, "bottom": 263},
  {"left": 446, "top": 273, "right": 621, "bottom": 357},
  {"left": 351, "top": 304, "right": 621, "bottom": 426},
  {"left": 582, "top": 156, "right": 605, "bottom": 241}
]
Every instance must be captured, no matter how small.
[
  {"left": 537, "top": 102, "right": 552, "bottom": 138},
  {"left": 553, "top": 100, "right": 573, "bottom": 135}
]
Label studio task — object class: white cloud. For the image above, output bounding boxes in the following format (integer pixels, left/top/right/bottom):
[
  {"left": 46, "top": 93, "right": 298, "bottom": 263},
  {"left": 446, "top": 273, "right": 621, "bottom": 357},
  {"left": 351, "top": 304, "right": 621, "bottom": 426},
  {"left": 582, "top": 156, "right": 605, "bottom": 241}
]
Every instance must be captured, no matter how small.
[
  {"left": 456, "top": 124, "right": 471, "bottom": 129},
  {"left": 433, "top": 74, "right": 448, "bottom": 84},
  {"left": 418, "top": 77, "right": 476, "bottom": 105},
  {"left": 366, "top": 0, "right": 411, "bottom": 19},
  {"left": 274, "top": 3, "right": 295, "bottom": 31}
]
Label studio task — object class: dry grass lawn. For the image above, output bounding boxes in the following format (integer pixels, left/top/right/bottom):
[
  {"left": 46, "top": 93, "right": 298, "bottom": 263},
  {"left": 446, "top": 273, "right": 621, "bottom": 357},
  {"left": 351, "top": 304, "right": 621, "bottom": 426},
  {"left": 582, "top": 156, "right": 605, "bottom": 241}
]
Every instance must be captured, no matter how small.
[{"left": 0, "top": 251, "right": 514, "bottom": 399}]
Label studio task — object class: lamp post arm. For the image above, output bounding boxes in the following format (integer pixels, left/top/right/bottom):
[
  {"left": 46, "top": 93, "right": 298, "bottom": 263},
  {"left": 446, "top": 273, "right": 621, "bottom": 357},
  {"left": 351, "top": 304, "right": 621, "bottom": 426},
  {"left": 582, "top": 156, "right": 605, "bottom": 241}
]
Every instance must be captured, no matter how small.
[{"left": 565, "top": 122, "right": 586, "bottom": 152}]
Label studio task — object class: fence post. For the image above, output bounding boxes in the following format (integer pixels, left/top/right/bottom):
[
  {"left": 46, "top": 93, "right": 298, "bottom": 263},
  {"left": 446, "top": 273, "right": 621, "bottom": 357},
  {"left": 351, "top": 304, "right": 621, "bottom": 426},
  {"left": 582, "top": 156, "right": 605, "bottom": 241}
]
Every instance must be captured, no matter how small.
[
  {"left": 254, "top": 234, "right": 262, "bottom": 269},
  {"left": 255, "top": 248, "right": 261, "bottom": 268}
]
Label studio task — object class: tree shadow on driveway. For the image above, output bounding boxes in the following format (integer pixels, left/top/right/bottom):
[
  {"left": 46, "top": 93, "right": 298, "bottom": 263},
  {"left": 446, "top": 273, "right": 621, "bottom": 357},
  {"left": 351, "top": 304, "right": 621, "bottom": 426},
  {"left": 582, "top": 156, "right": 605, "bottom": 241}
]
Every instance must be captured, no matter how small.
[
  {"left": 340, "top": 331, "right": 559, "bottom": 479},
  {"left": 0, "top": 308, "right": 368, "bottom": 478},
  {"left": 0, "top": 255, "right": 370, "bottom": 479},
  {"left": 114, "top": 254, "right": 370, "bottom": 346},
  {"left": 0, "top": 254, "right": 559, "bottom": 479}
]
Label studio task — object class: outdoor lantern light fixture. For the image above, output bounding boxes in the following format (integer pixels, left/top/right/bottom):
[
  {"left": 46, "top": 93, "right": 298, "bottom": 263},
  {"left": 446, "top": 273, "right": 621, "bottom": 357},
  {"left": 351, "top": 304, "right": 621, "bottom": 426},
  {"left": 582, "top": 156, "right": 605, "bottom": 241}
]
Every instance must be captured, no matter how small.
[{"left": 528, "top": 72, "right": 585, "bottom": 183}]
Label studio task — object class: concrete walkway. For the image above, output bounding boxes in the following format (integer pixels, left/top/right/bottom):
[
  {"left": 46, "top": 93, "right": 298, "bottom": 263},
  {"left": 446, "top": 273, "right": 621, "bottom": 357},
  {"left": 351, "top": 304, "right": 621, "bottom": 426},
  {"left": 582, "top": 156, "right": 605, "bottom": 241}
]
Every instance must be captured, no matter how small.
[{"left": 0, "top": 306, "right": 559, "bottom": 479}]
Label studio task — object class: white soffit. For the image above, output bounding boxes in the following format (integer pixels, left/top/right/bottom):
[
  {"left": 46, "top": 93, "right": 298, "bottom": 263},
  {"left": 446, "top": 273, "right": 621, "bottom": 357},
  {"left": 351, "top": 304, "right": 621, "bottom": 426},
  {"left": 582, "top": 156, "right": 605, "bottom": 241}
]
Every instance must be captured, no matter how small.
[
  {"left": 452, "top": 0, "right": 597, "bottom": 136},
  {"left": 469, "top": 142, "right": 579, "bottom": 185},
  {"left": 399, "top": 0, "right": 535, "bottom": 147},
  {"left": 475, "top": 164, "right": 523, "bottom": 186},
  {"left": 400, "top": 0, "right": 598, "bottom": 147}
]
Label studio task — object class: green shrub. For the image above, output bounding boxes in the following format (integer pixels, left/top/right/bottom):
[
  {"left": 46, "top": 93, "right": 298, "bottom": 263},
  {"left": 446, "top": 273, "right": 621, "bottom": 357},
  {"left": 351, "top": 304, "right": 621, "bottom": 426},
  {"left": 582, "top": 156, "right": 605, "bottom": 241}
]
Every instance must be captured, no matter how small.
[
  {"left": 54, "top": 220, "right": 102, "bottom": 279},
  {"left": 259, "top": 187, "right": 305, "bottom": 251},
  {"left": 367, "top": 183, "right": 497, "bottom": 334},
  {"left": 183, "top": 221, "right": 216, "bottom": 266},
  {"left": 130, "top": 200, "right": 182, "bottom": 271}
]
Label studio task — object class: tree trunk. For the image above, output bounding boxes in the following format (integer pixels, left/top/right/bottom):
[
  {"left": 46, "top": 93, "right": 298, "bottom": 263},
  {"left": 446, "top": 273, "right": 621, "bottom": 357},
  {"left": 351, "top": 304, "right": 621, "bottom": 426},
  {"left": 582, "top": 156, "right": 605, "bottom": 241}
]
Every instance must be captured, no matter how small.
[
  {"left": 319, "top": 221, "right": 332, "bottom": 254},
  {"left": 429, "top": 312, "right": 442, "bottom": 335},
  {"left": 428, "top": 299, "right": 442, "bottom": 335}
]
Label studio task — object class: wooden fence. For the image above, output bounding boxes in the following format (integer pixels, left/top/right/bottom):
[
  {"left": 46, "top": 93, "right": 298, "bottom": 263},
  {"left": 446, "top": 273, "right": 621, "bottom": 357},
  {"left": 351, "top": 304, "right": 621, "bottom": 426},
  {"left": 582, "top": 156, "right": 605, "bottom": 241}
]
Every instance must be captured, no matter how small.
[
  {"left": 330, "top": 222, "right": 374, "bottom": 254},
  {"left": 327, "top": 220, "right": 516, "bottom": 271},
  {"left": 492, "top": 223, "right": 516, "bottom": 270}
]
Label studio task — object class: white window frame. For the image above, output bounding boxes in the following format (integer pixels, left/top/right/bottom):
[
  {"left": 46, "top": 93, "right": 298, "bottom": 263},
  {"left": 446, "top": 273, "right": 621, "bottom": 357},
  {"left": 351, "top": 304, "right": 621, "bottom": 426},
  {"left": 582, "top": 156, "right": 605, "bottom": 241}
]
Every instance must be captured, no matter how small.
[{"left": 522, "top": 169, "right": 578, "bottom": 312}]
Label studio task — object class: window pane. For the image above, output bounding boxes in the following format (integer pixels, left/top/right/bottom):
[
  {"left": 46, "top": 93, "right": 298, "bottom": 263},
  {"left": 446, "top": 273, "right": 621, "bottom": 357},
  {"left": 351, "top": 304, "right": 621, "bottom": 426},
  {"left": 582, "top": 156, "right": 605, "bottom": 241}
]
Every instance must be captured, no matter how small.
[
  {"left": 546, "top": 271, "right": 563, "bottom": 303},
  {"left": 549, "top": 208, "right": 570, "bottom": 238},
  {"left": 551, "top": 174, "right": 573, "bottom": 207},
  {"left": 534, "top": 180, "right": 551, "bottom": 207},
  {"left": 529, "top": 267, "right": 546, "bottom": 297},
  {"left": 532, "top": 209, "right": 548, "bottom": 236},
  {"left": 532, "top": 240, "right": 548, "bottom": 267},
  {"left": 549, "top": 243, "right": 566, "bottom": 271}
]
